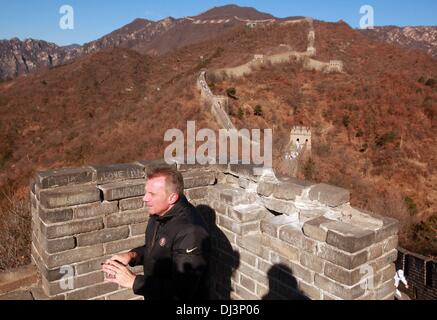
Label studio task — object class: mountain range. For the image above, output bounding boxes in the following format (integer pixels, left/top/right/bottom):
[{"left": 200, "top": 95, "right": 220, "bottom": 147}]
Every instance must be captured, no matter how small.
[
  {"left": 0, "top": 4, "right": 435, "bottom": 80},
  {"left": 0, "top": 4, "right": 436, "bottom": 269}
]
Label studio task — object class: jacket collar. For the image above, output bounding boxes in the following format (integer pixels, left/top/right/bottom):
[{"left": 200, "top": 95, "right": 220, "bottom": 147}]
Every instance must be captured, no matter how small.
[{"left": 155, "top": 195, "right": 188, "bottom": 223}]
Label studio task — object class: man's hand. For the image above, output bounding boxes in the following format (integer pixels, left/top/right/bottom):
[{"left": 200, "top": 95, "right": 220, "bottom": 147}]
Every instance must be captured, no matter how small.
[
  {"left": 105, "top": 252, "right": 137, "bottom": 266},
  {"left": 102, "top": 260, "right": 136, "bottom": 289}
]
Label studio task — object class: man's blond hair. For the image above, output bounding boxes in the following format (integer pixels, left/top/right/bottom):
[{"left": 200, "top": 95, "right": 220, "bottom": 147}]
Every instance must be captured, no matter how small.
[{"left": 147, "top": 167, "right": 184, "bottom": 196}]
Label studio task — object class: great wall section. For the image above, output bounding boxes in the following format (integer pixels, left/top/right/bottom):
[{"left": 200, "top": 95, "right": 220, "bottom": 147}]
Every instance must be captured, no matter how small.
[
  {"left": 196, "top": 17, "right": 342, "bottom": 177},
  {"left": 0, "top": 15, "right": 436, "bottom": 301}
]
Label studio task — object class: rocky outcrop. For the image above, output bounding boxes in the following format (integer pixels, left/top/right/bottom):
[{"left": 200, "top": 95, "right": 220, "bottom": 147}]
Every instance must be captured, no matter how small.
[
  {"left": 360, "top": 26, "right": 437, "bottom": 59},
  {"left": 0, "top": 38, "right": 80, "bottom": 80}
]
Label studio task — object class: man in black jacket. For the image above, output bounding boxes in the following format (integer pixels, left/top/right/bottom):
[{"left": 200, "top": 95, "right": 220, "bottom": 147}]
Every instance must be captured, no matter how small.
[{"left": 102, "top": 167, "right": 211, "bottom": 300}]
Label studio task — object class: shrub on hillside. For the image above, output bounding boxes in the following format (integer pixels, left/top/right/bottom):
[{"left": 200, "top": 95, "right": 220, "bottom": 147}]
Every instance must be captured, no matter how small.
[
  {"left": 226, "top": 87, "right": 237, "bottom": 99},
  {"left": 254, "top": 104, "right": 264, "bottom": 117},
  {"left": 404, "top": 197, "right": 418, "bottom": 216},
  {"left": 375, "top": 132, "right": 396, "bottom": 147}
]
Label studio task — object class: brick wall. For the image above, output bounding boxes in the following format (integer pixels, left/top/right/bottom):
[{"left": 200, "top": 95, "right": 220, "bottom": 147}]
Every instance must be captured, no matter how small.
[
  {"left": 395, "top": 248, "right": 437, "bottom": 300},
  {"left": 31, "top": 161, "right": 399, "bottom": 300}
]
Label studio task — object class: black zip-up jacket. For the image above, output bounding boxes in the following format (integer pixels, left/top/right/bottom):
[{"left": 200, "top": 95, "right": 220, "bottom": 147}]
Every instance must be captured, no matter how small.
[{"left": 129, "top": 195, "right": 210, "bottom": 300}]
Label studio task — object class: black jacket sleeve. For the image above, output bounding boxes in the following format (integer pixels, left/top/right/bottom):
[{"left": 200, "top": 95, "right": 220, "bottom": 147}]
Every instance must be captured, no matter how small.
[
  {"left": 129, "top": 245, "right": 146, "bottom": 267},
  {"left": 132, "top": 224, "right": 210, "bottom": 300},
  {"left": 171, "top": 224, "right": 210, "bottom": 300}
]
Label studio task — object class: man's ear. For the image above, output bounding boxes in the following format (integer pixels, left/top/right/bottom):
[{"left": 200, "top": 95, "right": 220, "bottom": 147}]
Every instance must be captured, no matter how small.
[{"left": 168, "top": 192, "right": 180, "bottom": 205}]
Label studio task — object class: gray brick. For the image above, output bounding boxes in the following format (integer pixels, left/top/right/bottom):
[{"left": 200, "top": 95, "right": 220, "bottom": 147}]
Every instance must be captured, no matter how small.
[
  {"left": 261, "top": 215, "right": 296, "bottom": 238},
  {"left": 130, "top": 222, "right": 148, "bottom": 236},
  {"left": 374, "top": 216, "right": 399, "bottom": 242},
  {"left": 218, "top": 227, "right": 237, "bottom": 244},
  {"left": 279, "top": 224, "right": 305, "bottom": 248},
  {"left": 229, "top": 204, "right": 267, "bottom": 222},
  {"left": 42, "top": 270, "right": 104, "bottom": 296},
  {"left": 106, "top": 289, "right": 140, "bottom": 300},
  {"left": 39, "top": 184, "right": 100, "bottom": 209},
  {"left": 239, "top": 221, "right": 261, "bottom": 236},
  {"left": 75, "top": 256, "right": 111, "bottom": 275},
  {"left": 298, "top": 280, "right": 321, "bottom": 300},
  {"left": 256, "top": 283, "right": 269, "bottom": 297},
  {"left": 106, "top": 209, "right": 149, "bottom": 228},
  {"left": 263, "top": 252, "right": 313, "bottom": 284},
  {"left": 299, "top": 209, "right": 325, "bottom": 224},
  {"left": 261, "top": 197, "right": 297, "bottom": 215},
  {"left": 39, "top": 206, "right": 73, "bottom": 224},
  {"left": 30, "top": 286, "right": 65, "bottom": 300},
  {"left": 104, "top": 236, "right": 145, "bottom": 255},
  {"left": 325, "top": 221, "right": 375, "bottom": 253},
  {"left": 323, "top": 262, "right": 363, "bottom": 286},
  {"left": 219, "top": 188, "right": 251, "bottom": 205},
  {"left": 119, "top": 197, "right": 144, "bottom": 211},
  {"left": 184, "top": 187, "right": 209, "bottom": 201},
  {"left": 273, "top": 182, "right": 305, "bottom": 200},
  {"left": 309, "top": 183, "right": 350, "bottom": 207},
  {"left": 182, "top": 171, "right": 216, "bottom": 189},
  {"left": 314, "top": 274, "right": 365, "bottom": 300},
  {"left": 238, "top": 177, "right": 250, "bottom": 189},
  {"left": 32, "top": 244, "right": 65, "bottom": 282},
  {"left": 316, "top": 243, "right": 368, "bottom": 270},
  {"left": 373, "top": 263, "right": 396, "bottom": 288},
  {"left": 300, "top": 251, "right": 325, "bottom": 273},
  {"left": 302, "top": 216, "right": 335, "bottom": 242},
  {"left": 235, "top": 284, "right": 259, "bottom": 300},
  {"left": 209, "top": 163, "right": 229, "bottom": 173},
  {"left": 209, "top": 200, "right": 228, "bottom": 215},
  {"left": 237, "top": 234, "right": 262, "bottom": 256},
  {"left": 41, "top": 217, "right": 104, "bottom": 239},
  {"left": 287, "top": 261, "right": 314, "bottom": 284},
  {"left": 239, "top": 249, "right": 257, "bottom": 267},
  {"left": 99, "top": 180, "right": 145, "bottom": 201},
  {"left": 262, "top": 235, "right": 299, "bottom": 262},
  {"left": 226, "top": 174, "right": 240, "bottom": 185},
  {"left": 383, "top": 236, "right": 398, "bottom": 253},
  {"left": 76, "top": 226, "right": 130, "bottom": 247},
  {"left": 238, "top": 263, "right": 269, "bottom": 287},
  {"left": 216, "top": 172, "right": 227, "bottom": 184},
  {"left": 371, "top": 278, "right": 395, "bottom": 300},
  {"left": 256, "top": 180, "right": 276, "bottom": 197},
  {"left": 66, "top": 282, "right": 119, "bottom": 300},
  {"left": 240, "top": 274, "right": 256, "bottom": 293},
  {"left": 42, "top": 244, "right": 104, "bottom": 269},
  {"left": 229, "top": 164, "right": 261, "bottom": 181},
  {"left": 93, "top": 163, "right": 144, "bottom": 184},
  {"left": 42, "top": 236, "right": 76, "bottom": 254},
  {"left": 322, "top": 292, "right": 341, "bottom": 300},
  {"left": 35, "top": 167, "right": 95, "bottom": 189},
  {"left": 369, "top": 249, "right": 398, "bottom": 272},
  {"left": 73, "top": 201, "right": 119, "bottom": 219},
  {"left": 368, "top": 242, "right": 384, "bottom": 261}
]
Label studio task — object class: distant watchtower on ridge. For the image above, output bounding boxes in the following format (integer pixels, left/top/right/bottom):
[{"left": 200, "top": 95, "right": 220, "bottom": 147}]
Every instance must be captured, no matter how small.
[{"left": 290, "top": 126, "right": 312, "bottom": 151}]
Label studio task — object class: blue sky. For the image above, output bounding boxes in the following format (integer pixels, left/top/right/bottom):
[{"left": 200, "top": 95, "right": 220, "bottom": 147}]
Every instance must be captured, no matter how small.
[{"left": 0, "top": 0, "right": 436, "bottom": 46}]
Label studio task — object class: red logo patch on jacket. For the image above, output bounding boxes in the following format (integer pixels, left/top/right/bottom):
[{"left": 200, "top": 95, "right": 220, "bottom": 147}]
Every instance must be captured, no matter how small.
[{"left": 159, "top": 237, "right": 167, "bottom": 247}]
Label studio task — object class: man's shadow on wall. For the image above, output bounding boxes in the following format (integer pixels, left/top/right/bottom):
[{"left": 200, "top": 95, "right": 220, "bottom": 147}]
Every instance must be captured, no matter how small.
[
  {"left": 262, "top": 264, "right": 310, "bottom": 300},
  {"left": 196, "top": 204, "right": 240, "bottom": 300}
]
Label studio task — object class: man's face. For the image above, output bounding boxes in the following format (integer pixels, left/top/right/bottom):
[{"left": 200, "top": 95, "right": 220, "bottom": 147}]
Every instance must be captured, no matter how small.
[{"left": 143, "top": 176, "right": 171, "bottom": 216}]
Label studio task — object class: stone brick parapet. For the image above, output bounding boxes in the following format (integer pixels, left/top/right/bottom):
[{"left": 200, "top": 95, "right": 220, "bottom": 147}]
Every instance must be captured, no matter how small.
[{"left": 31, "top": 161, "right": 398, "bottom": 300}]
